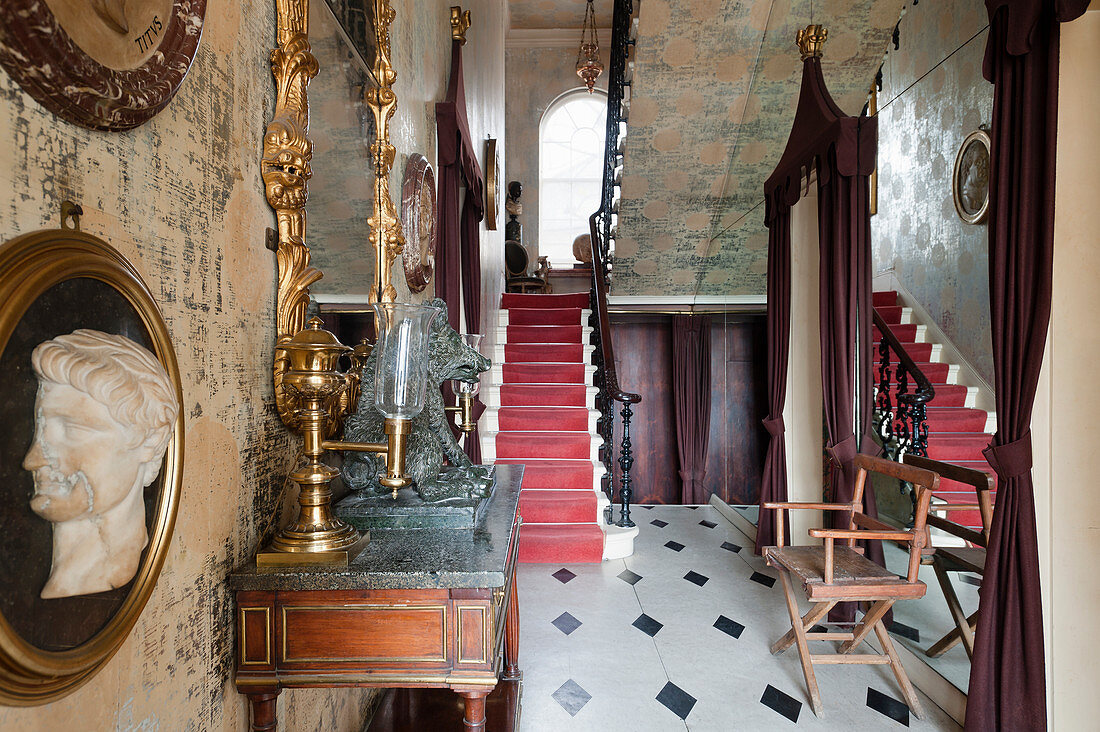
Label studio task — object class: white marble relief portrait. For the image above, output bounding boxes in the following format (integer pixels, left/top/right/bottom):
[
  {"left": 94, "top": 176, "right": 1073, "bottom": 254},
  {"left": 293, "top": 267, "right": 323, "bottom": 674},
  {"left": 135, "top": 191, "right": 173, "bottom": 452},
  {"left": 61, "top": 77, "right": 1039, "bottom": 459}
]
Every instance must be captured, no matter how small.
[{"left": 22, "top": 329, "right": 178, "bottom": 599}]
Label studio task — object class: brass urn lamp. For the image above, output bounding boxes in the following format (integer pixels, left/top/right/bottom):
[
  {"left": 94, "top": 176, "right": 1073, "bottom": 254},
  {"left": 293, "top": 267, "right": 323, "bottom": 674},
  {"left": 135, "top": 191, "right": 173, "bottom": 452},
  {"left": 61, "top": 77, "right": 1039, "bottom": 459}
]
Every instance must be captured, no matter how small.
[
  {"left": 575, "top": 0, "right": 603, "bottom": 93},
  {"left": 257, "top": 303, "right": 441, "bottom": 566}
]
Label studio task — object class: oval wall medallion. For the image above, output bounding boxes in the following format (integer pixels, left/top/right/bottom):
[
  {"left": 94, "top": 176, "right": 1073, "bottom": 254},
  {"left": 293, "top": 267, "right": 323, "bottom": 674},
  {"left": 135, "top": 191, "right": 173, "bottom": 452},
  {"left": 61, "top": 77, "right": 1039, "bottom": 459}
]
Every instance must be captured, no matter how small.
[
  {"left": 400, "top": 154, "right": 436, "bottom": 293},
  {"left": 0, "top": 0, "right": 206, "bottom": 131},
  {"left": 0, "top": 226, "right": 184, "bottom": 704},
  {"left": 484, "top": 138, "right": 500, "bottom": 231},
  {"left": 952, "top": 128, "right": 991, "bottom": 225}
]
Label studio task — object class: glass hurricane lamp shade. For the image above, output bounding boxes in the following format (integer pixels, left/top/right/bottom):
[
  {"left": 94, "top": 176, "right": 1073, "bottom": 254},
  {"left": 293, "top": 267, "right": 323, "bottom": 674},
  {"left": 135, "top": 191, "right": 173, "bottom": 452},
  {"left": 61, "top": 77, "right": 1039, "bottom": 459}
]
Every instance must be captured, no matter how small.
[
  {"left": 576, "top": 43, "right": 603, "bottom": 93},
  {"left": 372, "top": 302, "right": 441, "bottom": 419}
]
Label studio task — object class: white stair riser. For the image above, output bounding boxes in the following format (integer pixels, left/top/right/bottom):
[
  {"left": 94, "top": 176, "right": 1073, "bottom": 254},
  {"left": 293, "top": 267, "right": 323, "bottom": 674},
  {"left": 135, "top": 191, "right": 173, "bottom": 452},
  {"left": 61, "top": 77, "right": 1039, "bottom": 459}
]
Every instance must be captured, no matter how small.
[{"left": 497, "top": 309, "right": 592, "bottom": 327}]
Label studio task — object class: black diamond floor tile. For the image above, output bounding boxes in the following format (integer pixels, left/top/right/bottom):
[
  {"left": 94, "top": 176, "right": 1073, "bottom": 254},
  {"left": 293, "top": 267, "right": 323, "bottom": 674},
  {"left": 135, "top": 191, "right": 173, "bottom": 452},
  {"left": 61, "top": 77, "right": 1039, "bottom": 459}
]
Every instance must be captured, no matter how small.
[
  {"left": 720, "top": 541, "right": 742, "bottom": 553},
  {"left": 810, "top": 624, "right": 828, "bottom": 634},
  {"left": 867, "top": 687, "right": 910, "bottom": 726},
  {"left": 552, "top": 679, "right": 592, "bottom": 717},
  {"left": 750, "top": 571, "right": 776, "bottom": 588},
  {"left": 684, "top": 570, "right": 709, "bottom": 587},
  {"left": 714, "top": 615, "right": 744, "bottom": 639},
  {"left": 618, "top": 569, "right": 643, "bottom": 585},
  {"left": 632, "top": 613, "right": 664, "bottom": 637},
  {"left": 888, "top": 619, "right": 920, "bottom": 642},
  {"left": 551, "top": 612, "right": 582, "bottom": 636},
  {"left": 687, "top": 506, "right": 699, "bottom": 510},
  {"left": 552, "top": 568, "right": 577, "bottom": 584},
  {"left": 650, "top": 519, "right": 669, "bottom": 528},
  {"left": 664, "top": 540, "right": 685, "bottom": 552},
  {"left": 760, "top": 684, "right": 801, "bottom": 723},
  {"left": 642, "top": 505, "right": 655, "bottom": 510},
  {"left": 699, "top": 519, "right": 717, "bottom": 528},
  {"left": 656, "top": 681, "right": 696, "bottom": 720},
  {"left": 961, "top": 574, "right": 982, "bottom": 587}
]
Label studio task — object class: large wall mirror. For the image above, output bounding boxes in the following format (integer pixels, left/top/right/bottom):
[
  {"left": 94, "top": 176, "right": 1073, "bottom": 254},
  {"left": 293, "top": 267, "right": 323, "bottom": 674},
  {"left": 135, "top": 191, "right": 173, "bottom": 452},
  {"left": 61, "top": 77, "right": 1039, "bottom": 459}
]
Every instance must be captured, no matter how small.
[{"left": 307, "top": 0, "right": 379, "bottom": 301}]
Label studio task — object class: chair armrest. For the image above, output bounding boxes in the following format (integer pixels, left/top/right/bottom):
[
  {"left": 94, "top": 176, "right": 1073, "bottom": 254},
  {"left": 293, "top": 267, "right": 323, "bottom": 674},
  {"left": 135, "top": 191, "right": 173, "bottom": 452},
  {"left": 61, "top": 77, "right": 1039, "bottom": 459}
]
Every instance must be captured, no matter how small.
[
  {"left": 926, "top": 515, "right": 988, "bottom": 547},
  {"left": 761, "top": 502, "right": 858, "bottom": 512},
  {"left": 808, "top": 528, "right": 914, "bottom": 542}
]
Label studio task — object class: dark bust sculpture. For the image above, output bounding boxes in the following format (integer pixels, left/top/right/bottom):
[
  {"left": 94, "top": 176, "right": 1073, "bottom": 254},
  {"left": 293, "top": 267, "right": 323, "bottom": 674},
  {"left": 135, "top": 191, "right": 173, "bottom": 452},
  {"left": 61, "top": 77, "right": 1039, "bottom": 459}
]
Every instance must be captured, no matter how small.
[{"left": 505, "top": 180, "right": 522, "bottom": 244}]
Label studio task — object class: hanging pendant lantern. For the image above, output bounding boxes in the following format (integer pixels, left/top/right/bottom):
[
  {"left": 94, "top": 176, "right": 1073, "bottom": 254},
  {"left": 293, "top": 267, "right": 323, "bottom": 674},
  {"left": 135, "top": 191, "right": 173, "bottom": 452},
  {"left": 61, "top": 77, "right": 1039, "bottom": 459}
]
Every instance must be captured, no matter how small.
[{"left": 575, "top": 0, "right": 603, "bottom": 93}]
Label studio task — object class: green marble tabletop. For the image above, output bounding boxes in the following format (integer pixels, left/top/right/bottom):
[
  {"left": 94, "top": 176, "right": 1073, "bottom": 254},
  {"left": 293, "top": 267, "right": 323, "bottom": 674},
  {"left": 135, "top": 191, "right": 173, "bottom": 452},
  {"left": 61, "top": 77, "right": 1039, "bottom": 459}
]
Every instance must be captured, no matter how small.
[{"left": 228, "top": 464, "right": 523, "bottom": 592}]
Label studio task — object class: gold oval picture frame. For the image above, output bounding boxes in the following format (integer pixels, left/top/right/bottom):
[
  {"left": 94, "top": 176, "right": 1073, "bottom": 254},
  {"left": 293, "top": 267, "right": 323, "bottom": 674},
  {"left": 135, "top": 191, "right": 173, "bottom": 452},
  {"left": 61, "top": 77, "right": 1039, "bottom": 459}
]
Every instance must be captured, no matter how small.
[
  {"left": 952, "top": 128, "right": 991, "bottom": 225},
  {"left": 485, "top": 138, "right": 500, "bottom": 231},
  {"left": 0, "top": 227, "right": 184, "bottom": 705}
]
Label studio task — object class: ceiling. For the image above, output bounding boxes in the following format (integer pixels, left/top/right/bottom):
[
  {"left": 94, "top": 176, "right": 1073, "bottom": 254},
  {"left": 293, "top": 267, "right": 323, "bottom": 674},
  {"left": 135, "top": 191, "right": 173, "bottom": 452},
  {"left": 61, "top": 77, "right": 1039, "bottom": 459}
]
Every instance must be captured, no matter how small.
[
  {"left": 507, "top": 0, "right": 906, "bottom": 298},
  {"left": 509, "top": 0, "right": 613, "bottom": 30}
]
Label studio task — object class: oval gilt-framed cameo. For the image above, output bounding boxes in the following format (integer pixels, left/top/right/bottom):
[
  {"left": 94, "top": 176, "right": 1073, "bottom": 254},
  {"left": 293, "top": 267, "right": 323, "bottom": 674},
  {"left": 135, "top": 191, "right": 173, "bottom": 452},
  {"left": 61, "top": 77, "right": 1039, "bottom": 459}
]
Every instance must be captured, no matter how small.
[
  {"left": 952, "top": 128, "right": 991, "bottom": 225},
  {"left": 485, "top": 138, "right": 500, "bottom": 231},
  {"left": 401, "top": 154, "right": 437, "bottom": 293},
  {"left": 0, "top": 227, "right": 183, "bottom": 704},
  {"left": 0, "top": 0, "right": 206, "bottom": 131}
]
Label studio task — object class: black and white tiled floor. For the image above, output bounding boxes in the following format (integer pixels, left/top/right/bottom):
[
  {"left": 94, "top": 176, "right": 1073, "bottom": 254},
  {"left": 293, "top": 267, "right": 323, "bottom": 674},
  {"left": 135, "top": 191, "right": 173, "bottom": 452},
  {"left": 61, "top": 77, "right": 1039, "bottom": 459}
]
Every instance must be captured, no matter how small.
[{"left": 517, "top": 505, "right": 960, "bottom": 730}]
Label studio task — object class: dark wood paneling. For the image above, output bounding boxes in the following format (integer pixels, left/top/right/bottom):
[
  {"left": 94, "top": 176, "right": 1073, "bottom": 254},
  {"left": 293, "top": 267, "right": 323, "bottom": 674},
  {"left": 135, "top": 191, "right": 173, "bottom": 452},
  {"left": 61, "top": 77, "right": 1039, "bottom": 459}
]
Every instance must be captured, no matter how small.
[
  {"left": 705, "top": 315, "right": 768, "bottom": 505},
  {"left": 609, "top": 313, "right": 767, "bottom": 506},
  {"left": 610, "top": 315, "right": 679, "bottom": 505}
]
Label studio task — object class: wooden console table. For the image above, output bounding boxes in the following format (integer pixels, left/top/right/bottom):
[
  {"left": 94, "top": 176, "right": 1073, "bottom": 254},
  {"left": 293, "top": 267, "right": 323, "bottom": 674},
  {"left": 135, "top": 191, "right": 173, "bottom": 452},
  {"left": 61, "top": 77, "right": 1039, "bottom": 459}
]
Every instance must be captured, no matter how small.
[{"left": 229, "top": 465, "right": 523, "bottom": 731}]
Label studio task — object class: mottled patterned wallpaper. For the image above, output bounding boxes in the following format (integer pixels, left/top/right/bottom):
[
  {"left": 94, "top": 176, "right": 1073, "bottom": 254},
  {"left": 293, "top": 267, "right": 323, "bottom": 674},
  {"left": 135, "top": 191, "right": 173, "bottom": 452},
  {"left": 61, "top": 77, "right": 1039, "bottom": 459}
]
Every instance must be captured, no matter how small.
[
  {"left": 614, "top": 0, "right": 905, "bottom": 297},
  {"left": 871, "top": 0, "right": 994, "bottom": 384},
  {"left": 504, "top": 44, "right": 609, "bottom": 265},
  {"left": 0, "top": 0, "right": 506, "bottom": 728}
]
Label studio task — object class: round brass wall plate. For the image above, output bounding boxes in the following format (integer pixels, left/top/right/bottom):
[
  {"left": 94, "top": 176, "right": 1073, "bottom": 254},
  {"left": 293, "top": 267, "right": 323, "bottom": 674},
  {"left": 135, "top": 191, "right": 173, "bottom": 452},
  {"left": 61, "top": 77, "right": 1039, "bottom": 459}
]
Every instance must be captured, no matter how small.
[
  {"left": 485, "top": 138, "right": 500, "bottom": 231},
  {"left": 952, "top": 128, "right": 991, "bottom": 225},
  {"left": 400, "top": 154, "right": 437, "bottom": 293},
  {"left": 0, "top": 0, "right": 206, "bottom": 130},
  {"left": 0, "top": 228, "right": 184, "bottom": 705}
]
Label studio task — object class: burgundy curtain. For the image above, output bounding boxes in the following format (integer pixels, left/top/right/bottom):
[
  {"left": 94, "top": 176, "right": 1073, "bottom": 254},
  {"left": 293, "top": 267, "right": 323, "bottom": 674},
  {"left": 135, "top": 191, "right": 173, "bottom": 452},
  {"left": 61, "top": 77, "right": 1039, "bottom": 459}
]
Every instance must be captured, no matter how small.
[
  {"left": 436, "top": 39, "right": 486, "bottom": 463},
  {"left": 966, "top": 2, "right": 1087, "bottom": 728},
  {"left": 461, "top": 172, "right": 486, "bottom": 463},
  {"left": 672, "top": 315, "right": 712, "bottom": 504},
  {"left": 755, "top": 192, "right": 792, "bottom": 554}
]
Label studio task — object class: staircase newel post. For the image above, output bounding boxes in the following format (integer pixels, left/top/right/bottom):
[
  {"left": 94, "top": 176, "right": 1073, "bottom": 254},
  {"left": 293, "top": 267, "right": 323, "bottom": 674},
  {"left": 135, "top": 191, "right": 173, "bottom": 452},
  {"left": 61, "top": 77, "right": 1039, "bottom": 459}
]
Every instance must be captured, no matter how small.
[{"left": 616, "top": 401, "right": 635, "bottom": 528}]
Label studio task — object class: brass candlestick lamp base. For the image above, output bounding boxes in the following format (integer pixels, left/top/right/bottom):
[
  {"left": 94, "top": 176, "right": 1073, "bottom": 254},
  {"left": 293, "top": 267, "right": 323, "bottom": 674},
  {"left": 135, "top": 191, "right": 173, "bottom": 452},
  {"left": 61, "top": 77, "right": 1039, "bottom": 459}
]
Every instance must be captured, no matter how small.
[{"left": 257, "top": 318, "right": 415, "bottom": 567}]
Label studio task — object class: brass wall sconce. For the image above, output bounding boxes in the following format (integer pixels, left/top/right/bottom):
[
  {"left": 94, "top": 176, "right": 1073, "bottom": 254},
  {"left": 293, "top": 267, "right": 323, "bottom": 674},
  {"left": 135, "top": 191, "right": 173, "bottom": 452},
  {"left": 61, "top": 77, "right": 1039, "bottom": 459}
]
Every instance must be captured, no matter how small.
[
  {"left": 445, "top": 333, "right": 482, "bottom": 433},
  {"left": 257, "top": 302, "right": 440, "bottom": 566}
]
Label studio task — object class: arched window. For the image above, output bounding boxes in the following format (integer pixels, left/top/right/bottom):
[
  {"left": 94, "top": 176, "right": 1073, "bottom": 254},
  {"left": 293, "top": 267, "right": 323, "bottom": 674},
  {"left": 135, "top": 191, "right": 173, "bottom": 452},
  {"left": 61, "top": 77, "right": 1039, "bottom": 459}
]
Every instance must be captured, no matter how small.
[{"left": 538, "top": 89, "right": 607, "bottom": 266}]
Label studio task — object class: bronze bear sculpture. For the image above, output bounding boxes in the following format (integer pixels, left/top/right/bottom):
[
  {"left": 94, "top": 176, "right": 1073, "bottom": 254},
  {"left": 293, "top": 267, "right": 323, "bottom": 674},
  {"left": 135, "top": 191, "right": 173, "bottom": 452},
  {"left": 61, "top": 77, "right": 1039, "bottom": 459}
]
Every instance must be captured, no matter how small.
[{"left": 341, "top": 299, "right": 494, "bottom": 502}]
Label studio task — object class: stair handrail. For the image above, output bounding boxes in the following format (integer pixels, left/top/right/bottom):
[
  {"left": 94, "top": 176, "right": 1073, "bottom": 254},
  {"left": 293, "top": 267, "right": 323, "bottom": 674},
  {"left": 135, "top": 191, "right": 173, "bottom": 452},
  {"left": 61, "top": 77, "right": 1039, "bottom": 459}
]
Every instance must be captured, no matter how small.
[
  {"left": 588, "top": 0, "right": 640, "bottom": 529},
  {"left": 873, "top": 308, "right": 935, "bottom": 521}
]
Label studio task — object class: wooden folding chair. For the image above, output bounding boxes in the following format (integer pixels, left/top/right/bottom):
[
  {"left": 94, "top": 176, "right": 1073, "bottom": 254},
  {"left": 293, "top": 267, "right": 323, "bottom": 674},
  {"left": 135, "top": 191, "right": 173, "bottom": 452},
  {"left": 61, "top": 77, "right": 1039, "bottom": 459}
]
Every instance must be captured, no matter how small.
[
  {"left": 762, "top": 454, "right": 937, "bottom": 718},
  {"left": 902, "top": 453, "right": 994, "bottom": 660}
]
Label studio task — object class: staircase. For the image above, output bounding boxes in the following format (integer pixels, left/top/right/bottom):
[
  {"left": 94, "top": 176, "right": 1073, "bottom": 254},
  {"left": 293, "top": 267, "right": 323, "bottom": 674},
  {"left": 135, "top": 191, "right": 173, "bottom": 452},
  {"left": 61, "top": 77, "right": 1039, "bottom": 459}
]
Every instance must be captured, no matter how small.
[
  {"left": 873, "top": 290, "right": 997, "bottom": 530},
  {"left": 482, "top": 291, "right": 616, "bottom": 563}
]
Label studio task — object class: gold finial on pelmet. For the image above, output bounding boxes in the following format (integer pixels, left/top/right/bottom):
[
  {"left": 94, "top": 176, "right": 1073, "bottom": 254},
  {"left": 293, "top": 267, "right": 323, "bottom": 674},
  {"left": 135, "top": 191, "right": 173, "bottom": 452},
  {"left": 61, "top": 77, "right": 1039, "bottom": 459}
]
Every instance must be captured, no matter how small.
[
  {"left": 797, "top": 24, "right": 827, "bottom": 60},
  {"left": 451, "top": 6, "right": 471, "bottom": 45}
]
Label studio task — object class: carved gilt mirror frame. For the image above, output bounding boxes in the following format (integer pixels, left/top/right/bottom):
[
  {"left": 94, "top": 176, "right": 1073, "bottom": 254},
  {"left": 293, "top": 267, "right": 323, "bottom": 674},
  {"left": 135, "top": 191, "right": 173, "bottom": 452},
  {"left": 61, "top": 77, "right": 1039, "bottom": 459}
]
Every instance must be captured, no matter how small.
[{"left": 262, "top": 0, "right": 404, "bottom": 427}]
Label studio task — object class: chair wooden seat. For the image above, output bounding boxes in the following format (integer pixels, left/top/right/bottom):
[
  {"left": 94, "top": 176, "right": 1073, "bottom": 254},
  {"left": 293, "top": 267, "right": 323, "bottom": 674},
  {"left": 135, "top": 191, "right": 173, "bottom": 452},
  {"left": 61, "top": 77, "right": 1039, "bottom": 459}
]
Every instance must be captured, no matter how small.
[
  {"left": 934, "top": 546, "right": 986, "bottom": 575},
  {"left": 762, "top": 453, "right": 938, "bottom": 719},
  {"left": 765, "top": 545, "right": 926, "bottom": 602}
]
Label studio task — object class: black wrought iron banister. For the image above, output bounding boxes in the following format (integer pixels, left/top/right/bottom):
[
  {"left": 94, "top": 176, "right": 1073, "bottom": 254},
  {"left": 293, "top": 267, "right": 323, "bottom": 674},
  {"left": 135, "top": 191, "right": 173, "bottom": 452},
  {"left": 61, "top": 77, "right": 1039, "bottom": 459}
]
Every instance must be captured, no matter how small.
[
  {"left": 873, "top": 308, "right": 935, "bottom": 462},
  {"left": 588, "top": 0, "right": 641, "bottom": 529}
]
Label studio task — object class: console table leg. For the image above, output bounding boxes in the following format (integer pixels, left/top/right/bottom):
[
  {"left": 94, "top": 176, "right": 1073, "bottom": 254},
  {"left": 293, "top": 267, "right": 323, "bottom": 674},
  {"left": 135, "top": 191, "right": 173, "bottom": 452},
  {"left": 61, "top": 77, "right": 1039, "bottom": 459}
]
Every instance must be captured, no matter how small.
[
  {"left": 247, "top": 691, "right": 280, "bottom": 732},
  {"left": 503, "top": 573, "right": 521, "bottom": 681},
  {"left": 460, "top": 690, "right": 489, "bottom": 731}
]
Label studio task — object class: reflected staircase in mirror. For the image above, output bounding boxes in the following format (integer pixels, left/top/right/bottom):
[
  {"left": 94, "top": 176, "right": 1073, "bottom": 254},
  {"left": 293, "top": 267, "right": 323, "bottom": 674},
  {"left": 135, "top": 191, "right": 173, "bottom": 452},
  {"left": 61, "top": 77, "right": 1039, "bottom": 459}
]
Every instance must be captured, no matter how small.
[
  {"left": 482, "top": 292, "right": 637, "bottom": 562},
  {"left": 872, "top": 290, "right": 997, "bottom": 531}
]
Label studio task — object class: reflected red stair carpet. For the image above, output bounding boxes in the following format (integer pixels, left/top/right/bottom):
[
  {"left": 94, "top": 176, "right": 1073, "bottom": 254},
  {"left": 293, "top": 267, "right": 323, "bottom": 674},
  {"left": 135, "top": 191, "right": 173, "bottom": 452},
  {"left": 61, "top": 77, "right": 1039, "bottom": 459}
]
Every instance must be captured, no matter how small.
[{"left": 874, "top": 290, "right": 997, "bottom": 531}]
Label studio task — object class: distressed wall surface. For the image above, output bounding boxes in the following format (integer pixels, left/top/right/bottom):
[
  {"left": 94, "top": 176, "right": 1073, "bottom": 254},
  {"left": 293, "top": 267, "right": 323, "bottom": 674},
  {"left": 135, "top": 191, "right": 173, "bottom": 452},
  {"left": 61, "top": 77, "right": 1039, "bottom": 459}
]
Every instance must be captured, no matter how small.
[
  {"left": 504, "top": 44, "right": 608, "bottom": 263},
  {"left": 871, "top": 0, "right": 994, "bottom": 384},
  {"left": 0, "top": 0, "right": 505, "bottom": 728}
]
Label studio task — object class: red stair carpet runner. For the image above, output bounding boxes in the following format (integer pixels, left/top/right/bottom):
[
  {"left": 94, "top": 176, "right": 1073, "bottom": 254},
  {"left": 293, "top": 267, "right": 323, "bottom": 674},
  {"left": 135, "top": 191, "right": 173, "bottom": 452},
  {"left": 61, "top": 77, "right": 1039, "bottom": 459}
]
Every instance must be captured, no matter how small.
[
  {"left": 489, "top": 292, "right": 605, "bottom": 563},
  {"left": 873, "top": 290, "right": 997, "bottom": 530}
]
